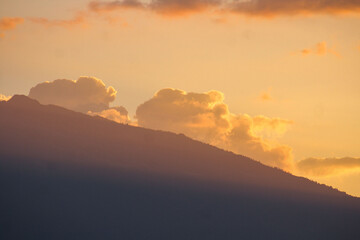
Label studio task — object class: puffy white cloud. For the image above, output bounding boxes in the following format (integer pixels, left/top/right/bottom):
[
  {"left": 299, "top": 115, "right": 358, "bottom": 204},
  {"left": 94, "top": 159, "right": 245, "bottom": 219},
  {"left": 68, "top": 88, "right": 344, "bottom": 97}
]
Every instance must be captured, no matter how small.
[
  {"left": 136, "top": 88, "right": 293, "bottom": 170},
  {"left": 28, "top": 77, "right": 117, "bottom": 113}
]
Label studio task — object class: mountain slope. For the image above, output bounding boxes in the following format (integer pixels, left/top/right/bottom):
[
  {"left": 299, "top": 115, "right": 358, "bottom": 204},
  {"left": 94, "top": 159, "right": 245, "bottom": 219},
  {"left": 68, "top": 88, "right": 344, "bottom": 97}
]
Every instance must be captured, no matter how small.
[{"left": 1, "top": 95, "right": 360, "bottom": 240}]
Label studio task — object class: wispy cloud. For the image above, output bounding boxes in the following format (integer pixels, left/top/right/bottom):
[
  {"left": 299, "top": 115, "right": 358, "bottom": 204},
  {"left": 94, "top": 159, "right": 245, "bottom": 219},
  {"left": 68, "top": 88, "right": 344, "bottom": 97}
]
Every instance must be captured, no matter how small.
[
  {"left": 297, "top": 157, "right": 360, "bottom": 176},
  {"left": 0, "top": 17, "right": 24, "bottom": 38},
  {"left": 229, "top": 0, "right": 360, "bottom": 17},
  {"left": 298, "top": 41, "right": 340, "bottom": 57},
  {"left": 28, "top": 11, "right": 88, "bottom": 28},
  {"left": 259, "top": 88, "right": 273, "bottom": 102},
  {"left": 89, "top": 0, "right": 145, "bottom": 12}
]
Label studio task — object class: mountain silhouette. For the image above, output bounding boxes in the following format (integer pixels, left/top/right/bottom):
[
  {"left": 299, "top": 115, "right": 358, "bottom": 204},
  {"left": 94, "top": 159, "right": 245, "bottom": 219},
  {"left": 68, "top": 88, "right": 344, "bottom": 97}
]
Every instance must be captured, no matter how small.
[{"left": 1, "top": 95, "right": 359, "bottom": 240}]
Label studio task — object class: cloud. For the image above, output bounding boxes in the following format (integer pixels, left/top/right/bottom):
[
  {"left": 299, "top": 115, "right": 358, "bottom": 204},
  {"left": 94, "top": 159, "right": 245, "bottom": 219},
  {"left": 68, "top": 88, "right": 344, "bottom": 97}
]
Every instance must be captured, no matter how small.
[
  {"left": 149, "top": 0, "right": 220, "bottom": 16},
  {"left": 29, "top": 12, "right": 88, "bottom": 28},
  {"left": 0, "top": 94, "right": 12, "bottom": 101},
  {"left": 0, "top": 17, "right": 24, "bottom": 38},
  {"left": 88, "top": 106, "right": 130, "bottom": 124},
  {"left": 297, "top": 157, "right": 360, "bottom": 176},
  {"left": 28, "top": 77, "right": 117, "bottom": 113},
  {"left": 252, "top": 115, "right": 293, "bottom": 138},
  {"left": 259, "top": 88, "right": 273, "bottom": 102},
  {"left": 225, "top": 114, "right": 293, "bottom": 170},
  {"left": 89, "top": 0, "right": 145, "bottom": 12},
  {"left": 87, "top": 0, "right": 360, "bottom": 17},
  {"left": 229, "top": 0, "right": 360, "bottom": 17},
  {"left": 136, "top": 88, "right": 293, "bottom": 170},
  {"left": 89, "top": 0, "right": 219, "bottom": 15},
  {"left": 260, "top": 92, "right": 272, "bottom": 101},
  {"left": 300, "top": 42, "right": 340, "bottom": 57},
  {"left": 20, "top": 0, "right": 360, "bottom": 31}
]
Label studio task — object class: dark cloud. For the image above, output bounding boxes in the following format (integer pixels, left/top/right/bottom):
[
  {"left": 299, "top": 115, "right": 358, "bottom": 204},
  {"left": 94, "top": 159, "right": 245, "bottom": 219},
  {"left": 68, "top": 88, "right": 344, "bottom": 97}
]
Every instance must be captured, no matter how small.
[{"left": 88, "top": 0, "right": 360, "bottom": 16}]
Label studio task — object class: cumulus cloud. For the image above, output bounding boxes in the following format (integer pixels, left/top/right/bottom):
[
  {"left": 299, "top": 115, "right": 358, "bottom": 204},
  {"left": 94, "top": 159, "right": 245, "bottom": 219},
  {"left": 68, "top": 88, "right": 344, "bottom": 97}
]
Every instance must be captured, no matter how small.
[
  {"left": 28, "top": 77, "right": 117, "bottom": 113},
  {"left": 297, "top": 157, "right": 360, "bottom": 176},
  {"left": 87, "top": 0, "right": 360, "bottom": 17},
  {"left": 300, "top": 42, "right": 340, "bottom": 57},
  {"left": 136, "top": 88, "right": 230, "bottom": 143},
  {"left": 136, "top": 88, "right": 293, "bottom": 170},
  {"left": 0, "top": 17, "right": 24, "bottom": 38},
  {"left": 0, "top": 94, "right": 12, "bottom": 101},
  {"left": 88, "top": 106, "right": 130, "bottom": 124}
]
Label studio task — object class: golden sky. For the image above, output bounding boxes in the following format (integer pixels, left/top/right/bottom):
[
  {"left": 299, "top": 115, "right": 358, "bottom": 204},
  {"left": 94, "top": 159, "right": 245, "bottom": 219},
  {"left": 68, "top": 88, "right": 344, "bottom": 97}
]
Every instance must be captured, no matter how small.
[{"left": 1, "top": 0, "right": 360, "bottom": 196}]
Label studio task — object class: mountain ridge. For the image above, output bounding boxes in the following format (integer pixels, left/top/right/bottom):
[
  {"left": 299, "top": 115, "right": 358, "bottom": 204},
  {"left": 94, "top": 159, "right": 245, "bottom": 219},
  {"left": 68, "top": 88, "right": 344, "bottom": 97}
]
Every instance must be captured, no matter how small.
[
  {"left": 1, "top": 95, "right": 351, "bottom": 198},
  {"left": 1, "top": 95, "right": 360, "bottom": 239}
]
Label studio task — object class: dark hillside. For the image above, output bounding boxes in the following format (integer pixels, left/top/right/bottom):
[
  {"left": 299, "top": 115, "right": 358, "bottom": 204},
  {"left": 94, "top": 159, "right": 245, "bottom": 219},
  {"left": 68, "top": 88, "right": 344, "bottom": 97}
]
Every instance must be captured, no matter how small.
[{"left": 1, "top": 95, "right": 359, "bottom": 240}]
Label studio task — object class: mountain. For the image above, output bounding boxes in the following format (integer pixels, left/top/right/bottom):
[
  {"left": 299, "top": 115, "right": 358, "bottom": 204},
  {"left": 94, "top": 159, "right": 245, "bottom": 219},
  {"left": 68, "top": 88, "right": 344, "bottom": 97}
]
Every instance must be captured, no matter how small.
[{"left": 1, "top": 95, "right": 359, "bottom": 240}]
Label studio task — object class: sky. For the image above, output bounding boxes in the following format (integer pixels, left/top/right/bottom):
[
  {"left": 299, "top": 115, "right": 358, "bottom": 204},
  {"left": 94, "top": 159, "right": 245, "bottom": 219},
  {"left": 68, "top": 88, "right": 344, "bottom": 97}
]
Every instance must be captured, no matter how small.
[{"left": 1, "top": 0, "right": 360, "bottom": 196}]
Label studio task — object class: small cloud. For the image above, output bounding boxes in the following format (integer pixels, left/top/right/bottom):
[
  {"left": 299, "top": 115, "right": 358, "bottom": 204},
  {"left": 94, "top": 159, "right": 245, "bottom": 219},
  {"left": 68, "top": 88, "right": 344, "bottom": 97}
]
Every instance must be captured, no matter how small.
[
  {"left": 0, "top": 94, "right": 12, "bottom": 101},
  {"left": 259, "top": 89, "right": 272, "bottom": 102},
  {"left": 88, "top": 106, "right": 130, "bottom": 124},
  {"left": 260, "top": 93, "right": 271, "bottom": 101},
  {"left": 296, "top": 157, "right": 360, "bottom": 176},
  {"left": 0, "top": 17, "right": 24, "bottom": 38},
  {"left": 299, "top": 42, "right": 340, "bottom": 57},
  {"left": 300, "top": 49, "right": 312, "bottom": 55}
]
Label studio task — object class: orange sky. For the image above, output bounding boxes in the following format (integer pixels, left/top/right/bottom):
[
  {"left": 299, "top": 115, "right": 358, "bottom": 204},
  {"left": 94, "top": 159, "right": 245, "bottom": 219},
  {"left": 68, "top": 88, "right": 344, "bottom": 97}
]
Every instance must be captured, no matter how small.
[{"left": 1, "top": 0, "right": 360, "bottom": 196}]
